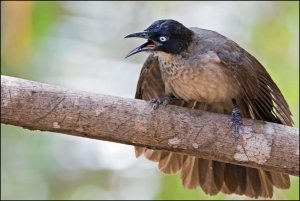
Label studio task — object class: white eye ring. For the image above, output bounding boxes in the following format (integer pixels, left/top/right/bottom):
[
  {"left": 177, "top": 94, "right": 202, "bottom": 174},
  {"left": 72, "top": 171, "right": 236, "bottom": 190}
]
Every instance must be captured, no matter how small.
[{"left": 159, "top": 36, "right": 168, "bottom": 42}]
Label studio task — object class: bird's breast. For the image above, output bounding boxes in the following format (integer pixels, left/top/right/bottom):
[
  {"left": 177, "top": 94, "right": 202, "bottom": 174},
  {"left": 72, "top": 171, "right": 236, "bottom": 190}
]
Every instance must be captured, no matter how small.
[{"left": 158, "top": 52, "right": 242, "bottom": 104}]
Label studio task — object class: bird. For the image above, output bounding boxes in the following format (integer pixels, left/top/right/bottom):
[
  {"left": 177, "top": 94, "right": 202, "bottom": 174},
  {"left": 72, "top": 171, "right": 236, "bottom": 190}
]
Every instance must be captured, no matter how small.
[{"left": 124, "top": 19, "right": 293, "bottom": 198}]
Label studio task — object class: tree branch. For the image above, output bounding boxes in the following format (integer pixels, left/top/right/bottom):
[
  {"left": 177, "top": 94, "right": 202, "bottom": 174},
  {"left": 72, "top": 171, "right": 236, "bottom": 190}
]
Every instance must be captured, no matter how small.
[{"left": 1, "top": 75, "right": 299, "bottom": 176}]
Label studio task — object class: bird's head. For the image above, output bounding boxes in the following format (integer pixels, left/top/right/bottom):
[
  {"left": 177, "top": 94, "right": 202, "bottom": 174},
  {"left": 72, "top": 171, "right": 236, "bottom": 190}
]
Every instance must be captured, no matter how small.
[{"left": 125, "top": 19, "right": 194, "bottom": 58}]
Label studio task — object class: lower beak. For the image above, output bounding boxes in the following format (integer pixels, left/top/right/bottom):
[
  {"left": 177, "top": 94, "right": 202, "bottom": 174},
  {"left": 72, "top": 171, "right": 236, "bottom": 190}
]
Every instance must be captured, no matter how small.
[{"left": 124, "top": 32, "right": 156, "bottom": 58}]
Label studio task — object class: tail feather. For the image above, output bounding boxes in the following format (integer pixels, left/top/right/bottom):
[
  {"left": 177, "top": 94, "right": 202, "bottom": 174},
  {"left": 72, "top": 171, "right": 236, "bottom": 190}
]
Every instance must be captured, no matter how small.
[
  {"left": 181, "top": 156, "right": 199, "bottom": 189},
  {"left": 244, "top": 167, "right": 261, "bottom": 198},
  {"left": 212, "top": 161, "right": 225, "bottom": 191},
  {"left": 198, "top": 159, "right": 221, "bottom": 195},
  {"left": 143, "top": 149, "right": 163, "bottom": 162},
  {"left": 158, "top": 152, "right": 183, "bottom": 174},
  {"left": 135, "top": 147, "right": 144, "bottom": 158},
  {"left": 258, "top": 169, "right": 273, "bottom": 198},
  {"left": 268, "top": 171, "right": 290, "bottom": 189},
  {"left": 224, "top": 163, "right": 238, "bottom": 193},
  {"left": 232, "top": 165, "right": 247, "bottom": 196},
  {"left": 135, "top": 146, "right": 290, "bottom": 198}
]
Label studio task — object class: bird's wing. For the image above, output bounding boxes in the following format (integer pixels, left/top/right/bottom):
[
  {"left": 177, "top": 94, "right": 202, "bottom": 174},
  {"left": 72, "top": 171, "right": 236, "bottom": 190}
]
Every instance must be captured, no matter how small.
[
  {"left": 134, "top": 54, "right": 168, "bottom": 158},
  {"left": 135, "top": 54, "right": 165, "bottom": 100},
  {"left": 216, "top": 47, "right": 293, "bottom": 126}
]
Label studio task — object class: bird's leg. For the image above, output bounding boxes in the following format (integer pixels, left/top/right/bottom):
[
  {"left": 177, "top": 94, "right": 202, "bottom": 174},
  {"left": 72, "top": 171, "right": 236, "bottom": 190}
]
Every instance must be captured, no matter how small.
[
  {"left": 150, "top": 96, "right": 172, "bottom": 110},
  {"left": 230, "top": 99, "right": 244, "bottom": 138}
]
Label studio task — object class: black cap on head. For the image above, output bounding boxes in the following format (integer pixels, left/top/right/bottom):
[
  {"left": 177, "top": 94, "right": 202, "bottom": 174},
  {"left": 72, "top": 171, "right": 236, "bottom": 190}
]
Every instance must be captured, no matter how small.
[{"left": 125, "top": 19, "right": 194, "bottom": 58}]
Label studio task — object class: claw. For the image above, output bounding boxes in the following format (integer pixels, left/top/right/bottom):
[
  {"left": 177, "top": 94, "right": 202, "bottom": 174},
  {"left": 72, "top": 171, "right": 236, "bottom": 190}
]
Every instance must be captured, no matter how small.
[
  {"left": 230, "top": 105, "right": 243, "bottom": 138},
  {"left": 150, "top": 96, "right": 171, "bottom": 110}
]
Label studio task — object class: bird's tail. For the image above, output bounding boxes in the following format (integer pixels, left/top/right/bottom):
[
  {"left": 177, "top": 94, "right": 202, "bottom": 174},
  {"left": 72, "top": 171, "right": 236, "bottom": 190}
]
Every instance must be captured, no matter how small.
[{"left": 135, "top": 147, "right": 290, "bottom": 198}]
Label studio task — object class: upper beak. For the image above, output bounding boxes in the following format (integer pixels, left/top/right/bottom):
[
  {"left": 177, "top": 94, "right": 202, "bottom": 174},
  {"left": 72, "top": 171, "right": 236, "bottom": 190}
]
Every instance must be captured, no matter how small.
[
  {"left": 124, "top": 31, "right": 156, "bottom": 58},
  {"left": 124, "top": 31, "right": 149, "bottom": 39}
]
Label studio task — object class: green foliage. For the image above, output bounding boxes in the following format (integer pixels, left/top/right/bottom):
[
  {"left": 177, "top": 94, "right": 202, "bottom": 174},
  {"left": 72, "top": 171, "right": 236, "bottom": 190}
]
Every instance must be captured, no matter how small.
[
  {"left": 31, "top": 2, "right": 62, "bottom": 47},
  {"left": 286, "top": 176, "right": 300, "bottom": 200}
]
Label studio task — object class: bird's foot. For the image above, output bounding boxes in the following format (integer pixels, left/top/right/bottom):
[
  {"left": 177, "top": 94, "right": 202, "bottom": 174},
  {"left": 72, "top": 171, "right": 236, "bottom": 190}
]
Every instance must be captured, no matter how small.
[
  {"left": 150, "top": 96, "right": 172, "bottom": 110},
  {"left": 230, "top": 105, "right": 244, "bottom": 138}
]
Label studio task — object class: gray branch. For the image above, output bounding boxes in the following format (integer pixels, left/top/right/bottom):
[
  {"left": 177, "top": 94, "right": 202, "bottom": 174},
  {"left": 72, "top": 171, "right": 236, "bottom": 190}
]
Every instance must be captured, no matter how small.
[{"left": 1, "top": 75, "right": 299, "bottom": 176}]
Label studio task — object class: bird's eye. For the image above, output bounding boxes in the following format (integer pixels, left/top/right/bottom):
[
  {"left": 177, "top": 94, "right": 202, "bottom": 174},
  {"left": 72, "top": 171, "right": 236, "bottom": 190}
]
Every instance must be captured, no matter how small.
[{"left": 159, "top": 36, "right": 168, "bottom": 42}]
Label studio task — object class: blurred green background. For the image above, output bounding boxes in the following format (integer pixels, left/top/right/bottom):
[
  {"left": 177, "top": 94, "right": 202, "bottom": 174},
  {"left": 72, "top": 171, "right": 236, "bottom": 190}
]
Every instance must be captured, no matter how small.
[{"left": 1, "top": 1, "right": 299, "bottom": 200}]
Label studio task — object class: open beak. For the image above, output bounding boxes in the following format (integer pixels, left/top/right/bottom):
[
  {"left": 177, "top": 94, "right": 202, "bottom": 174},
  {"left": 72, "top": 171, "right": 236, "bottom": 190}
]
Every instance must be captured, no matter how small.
[{"left": 124, "top": 31, "right": 156, "bottom": 58}]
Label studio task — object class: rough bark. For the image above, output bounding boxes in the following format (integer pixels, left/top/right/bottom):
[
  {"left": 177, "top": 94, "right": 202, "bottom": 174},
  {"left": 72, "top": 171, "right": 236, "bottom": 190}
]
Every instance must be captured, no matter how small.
[{"left": 1, "top": 75, "right": 299, "bottom": 176}]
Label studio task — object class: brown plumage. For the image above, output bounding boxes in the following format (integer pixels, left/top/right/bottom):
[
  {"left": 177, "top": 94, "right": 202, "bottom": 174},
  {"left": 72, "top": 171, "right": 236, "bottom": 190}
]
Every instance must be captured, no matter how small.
[{"left": 127, "top": 19, "right": 293, "bottom": 198}]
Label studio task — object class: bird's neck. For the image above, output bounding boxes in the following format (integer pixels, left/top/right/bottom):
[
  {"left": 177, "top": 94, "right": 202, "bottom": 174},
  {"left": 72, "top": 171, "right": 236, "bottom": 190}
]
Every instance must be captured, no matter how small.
[
  {"left": 153, "top": 50, "right": 192, "bottom": 76},
  {"left": 154, "top": 52, "right": 179, "bottom": 75}
]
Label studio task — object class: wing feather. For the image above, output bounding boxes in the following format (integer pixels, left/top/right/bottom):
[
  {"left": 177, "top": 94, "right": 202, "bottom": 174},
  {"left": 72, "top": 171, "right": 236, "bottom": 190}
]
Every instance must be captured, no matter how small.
[{"left": 217, "top": 46, "right": 293, "bottom": 126}]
